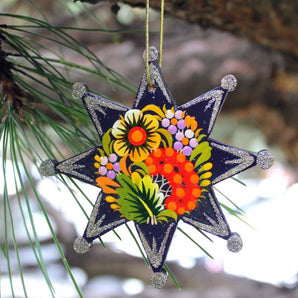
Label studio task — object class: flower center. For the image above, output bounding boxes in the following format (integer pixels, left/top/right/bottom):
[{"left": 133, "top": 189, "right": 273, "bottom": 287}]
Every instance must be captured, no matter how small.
[{"left": 128, "top": 126, "right": 147, "bottom": 146}]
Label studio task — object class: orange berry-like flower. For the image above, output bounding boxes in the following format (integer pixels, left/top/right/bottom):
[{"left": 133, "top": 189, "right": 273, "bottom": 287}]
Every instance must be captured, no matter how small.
[
  {"left": 177, "top": 207, "right": 186, "bottom": 215},
  {"left": 153, "top": 148, "right": 163, "bottom": 158},
  {"left": 175, "top": 187, "right": 186, "bottom": 198},
  {"left": 187, "top": 200, "right": 197, "bottom": 211},
  {"left": 165, "top": 147, "right": 174, "bottom": 158},
  {"left": 148, "top": 164, "right": 157, "bottom": 175},
  {"left": 167, "top": 201, "right": 177, "bottom": 211},
  {"left": 176, "top": 152, "right": 186, "bottom": 163},
  {"left": 190, "top": 173, "right": 199, "bottom": 184},
  {"left": 184, "top": 161, "right": 194, "bottom": 172},
  {"left": 163, "top": 163, "right": 174, "bottom": 174},
  {"left": 172, "top": 173, "right": 183, "bottom": 184},
  {"left": 192, "top": 187, "right": 201, "bottom": 198}
]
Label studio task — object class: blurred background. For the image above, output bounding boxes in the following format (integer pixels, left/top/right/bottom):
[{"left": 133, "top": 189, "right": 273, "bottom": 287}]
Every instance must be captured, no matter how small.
[{"left": 0, "top": 0, "right": 297, "bottom": 297}]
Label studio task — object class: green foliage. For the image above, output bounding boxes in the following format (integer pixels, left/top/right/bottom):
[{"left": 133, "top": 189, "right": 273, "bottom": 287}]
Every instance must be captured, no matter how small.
[{"left": 116, "top": 174, "right": 177, "bottom": 223}]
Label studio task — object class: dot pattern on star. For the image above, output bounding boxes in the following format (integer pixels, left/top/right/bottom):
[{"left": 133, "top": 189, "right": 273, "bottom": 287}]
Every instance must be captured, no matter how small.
[{"left": 39, "top": 47, "right": 274, "bottom": 287}]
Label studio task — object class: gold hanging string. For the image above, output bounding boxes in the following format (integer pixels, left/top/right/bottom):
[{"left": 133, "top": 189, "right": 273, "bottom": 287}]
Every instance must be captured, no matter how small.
[
  {"left": 159, "top": 0, "right": 165, "bottom": 68},
  {"left": 145, "top": 0, "right": 165, "bottom": 87},
  {"left": 145, "top": 0, "right": 153, "bottom": 87}
]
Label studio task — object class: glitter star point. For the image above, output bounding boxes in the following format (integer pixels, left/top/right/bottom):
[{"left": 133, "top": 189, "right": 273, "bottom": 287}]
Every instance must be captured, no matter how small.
[{"left": 40, "top": 47, "right": 274, "bottom": 287}]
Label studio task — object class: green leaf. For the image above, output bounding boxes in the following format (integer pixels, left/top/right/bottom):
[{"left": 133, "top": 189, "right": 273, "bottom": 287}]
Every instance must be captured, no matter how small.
[
  {"left": 189, "top": 140, "right": 212, "bottom": 168},
  {"left": 157, "top": 209, "right": 178, "bottom": 221},
  {"left": 157, "top": 128, "right": 173, "bottom": 147},
  {"left": 132, "top": 161, "right": 149, "bottom": 175},
  {"left": 102, "top": 128, "right": 112, "bottom": 155}
]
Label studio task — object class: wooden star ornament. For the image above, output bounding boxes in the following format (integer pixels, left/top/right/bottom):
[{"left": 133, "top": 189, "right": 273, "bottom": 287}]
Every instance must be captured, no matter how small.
[{"left": 39, "top": 47, "right": 274, "bottom": 288}]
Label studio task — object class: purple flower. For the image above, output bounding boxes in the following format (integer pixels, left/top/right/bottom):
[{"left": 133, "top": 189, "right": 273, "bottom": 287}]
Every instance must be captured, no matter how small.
[
  {"left": 168, "top": 125, "right": 178, "bottom": 135},
  {"left": 175, "top": 131, "right": 184, "bottom": 141},
  {"left": 99, "top": 166, "right": 107, "bottom": 175},
  {"left": 113, "top": 162, "right": 120, "bottom": 172},
  {"left": 183, "top": 146, "right": 192, "bottom": 156},
  {"left": 175, "top": 110, "right": 183, "bottom": 119},
  {"left": 174, "top": 141, "right": 183, "bottom": 151},
  {"left": 107, "top": 171, "right": 116, "bottom": 179},
  {"left": 189, "top": 138, "right": 198, "bottom": 148},
  {"left": 109, "top": 153, "right": 118, "bottom": 163},
  {"left": 177, "top": 119, "right": 186, "bottom": 130},
  {"left": 162, "top": 118, "right": 170, "bottom": 128},
  {"left": 166, "top": 110, "right": 174, "bottom": 119}
]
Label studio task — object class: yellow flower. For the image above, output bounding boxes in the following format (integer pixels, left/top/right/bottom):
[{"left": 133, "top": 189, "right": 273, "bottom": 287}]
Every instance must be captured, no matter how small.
[{"left": 111, "top": 109, "right": 161, "bottom": 162}]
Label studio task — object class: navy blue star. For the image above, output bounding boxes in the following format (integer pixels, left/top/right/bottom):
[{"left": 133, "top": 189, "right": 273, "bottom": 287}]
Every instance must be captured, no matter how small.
[{"left": 39, "top": 47, "right": 274, "bottom": 288}]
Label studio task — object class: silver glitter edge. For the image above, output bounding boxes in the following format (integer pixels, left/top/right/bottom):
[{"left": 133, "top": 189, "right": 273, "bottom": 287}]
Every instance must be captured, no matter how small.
[
  {"left": 56, "top": 148, "right": 94, "bottom": 182},
  {"left": 257, "top": 149, "right": 274, "bottom": 170},
  {"left": 86, "top": 193, "right": 126, "bottom": 238},
  {"left": 179, "top": 89, "right": 224, "bottom": 134},
  {"left": 136, "top": 223, "right": 175, "bottom": 269},
  {"left": 227, "top": 233, "right": 243, "bottom": 253},
  {"left": 135, "top": 62, "right": 173, "bottom": 107},
  {"left": 151, "top": 270, "right": 168, "bottom": 288},
  {"left": 143, "top": 46, "right": 159, "bottom": 62},
  {"left": 73, "top": 236, "right": 90, "bottom": 254},
  {"left": 211, "top": 142, "right": 255, "bottom": 184},
  {"left": 84, "top": 95, "right": 128, "bottom": 137},
  {"left": 182, "top": 191, "right": 229, "bottom": 237},
  {"left": 220, "top": 74, "right": 237, "bottom": 92},
  {"left": 72, "top": 82, "right": 88, "bottom": 99},
  {"left": 39, "top": 159, "right": 57, "bottom": 177}
]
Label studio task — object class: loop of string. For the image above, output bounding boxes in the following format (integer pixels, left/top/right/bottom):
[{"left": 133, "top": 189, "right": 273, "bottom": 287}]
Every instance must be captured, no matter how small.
[
  {"left": 145, "top": 0, "right": 165, "bottom": 88},
  {"left": 159, "top": 0, "right": 165, "bottom": 68}
]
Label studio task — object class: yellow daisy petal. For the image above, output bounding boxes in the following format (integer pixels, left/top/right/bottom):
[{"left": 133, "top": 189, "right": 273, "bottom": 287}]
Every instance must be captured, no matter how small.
[
  {"left": 124, "top": 109, "right": 141, "bottom": 125},
  {"left": 112, "top": 119, "right": 127, "bottom": 138},
  {"left": 143, "top": 114, "right": 159, "bottom": 131},
  {"left": 146, "top": 132, "right": 161, "bottom": 150},
  {"left": 130, "top": 147, "right": 149, "bottom": 162},
  {"left": 114, "top": 139, "right": 129, "bottom": 156}
]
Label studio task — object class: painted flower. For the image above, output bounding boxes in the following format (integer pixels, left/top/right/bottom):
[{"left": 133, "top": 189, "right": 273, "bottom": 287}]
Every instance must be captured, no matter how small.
[
  {"left": 160, "top": 108, "right": 200, "bottom": 156},
  {"left": 111, "top": 109, "right": 161, "bottom": 162},
  {"left": 94, "top": 153, "right": 120, "bottom": 180},
  {"left": 144, "top": 147, "right": 213, "bottom": 216}
]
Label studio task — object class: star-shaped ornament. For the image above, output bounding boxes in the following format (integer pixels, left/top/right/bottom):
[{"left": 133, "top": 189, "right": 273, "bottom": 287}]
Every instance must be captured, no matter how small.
[{"left": 39, "top": 47, "right": 274, "bottom": 288}]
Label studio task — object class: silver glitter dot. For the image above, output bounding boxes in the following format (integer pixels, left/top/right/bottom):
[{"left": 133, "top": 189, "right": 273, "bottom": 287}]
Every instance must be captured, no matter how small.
[
  {"left": 73, "top": 237, "right": 90, "bottom": 254},
  {"left": 143, "top": 46, "right": 159, "bottom": 63},
  {"left": 72, "top": 82, "right": 88, "bottom": 99},
  {"left": 227, "top": 233, "right": 243, "bottom": 253},
  {"left": 151, "top": 270, "right": 168, "bottom": 288},
  {"left": 150, "top": 254, "right": 160, "bottom": 267},
  {"left": 39, "top": 159, "right": 56, "bottom": 177},
  {"left": 257, "top": 150, "right": 274, "bottom": 170},
  {"left": 221, "top": 74, "right": 237, "bottom": 92}
]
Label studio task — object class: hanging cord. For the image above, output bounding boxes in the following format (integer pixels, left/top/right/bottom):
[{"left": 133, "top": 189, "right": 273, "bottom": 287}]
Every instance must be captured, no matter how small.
[
  {"left": 159, "top": 0, "right": 165, "bottom": 68},
  {"left": 145, "top": 0, "right": 165, "bottom": 87},
  {"left": 145, "top": 0, "right": 153, "bottom": 87}
]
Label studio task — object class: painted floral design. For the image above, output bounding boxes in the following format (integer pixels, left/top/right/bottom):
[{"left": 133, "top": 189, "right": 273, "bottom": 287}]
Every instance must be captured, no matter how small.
[
  {"left": 111, "top": 109, "right": 162, "bottom": 162},
  {"left": 115, "top": 174, "right": 177, "bottom": 225},
  {"left": 94, "top": 152, "right": 120, "bottom": 180},
  {"left": 144, "top": 147, "right": 212, "bottom": 215},
  {"left": 94, "top": 104, "right": 213, "bottom": 224}
]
